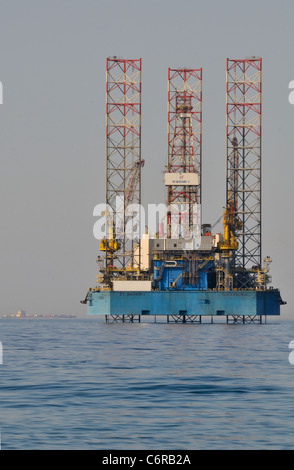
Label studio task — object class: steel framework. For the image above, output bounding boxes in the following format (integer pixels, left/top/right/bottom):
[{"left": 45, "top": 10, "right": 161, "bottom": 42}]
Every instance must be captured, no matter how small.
[
  {"left": 105, "top": 57, "right": 142, "bottom": 277},
  {"left": 166, "top": 68, "right": 202, "bottom": 238},
  {"left": 226, "top": 315, "right": 263, "bottom": 324},
  {"left": 226, "top": 58, "right": 262, "bottom": 287},
  {"left": 105, "top": 314, "right": 141, "bottom": 323},
  {"left": 167, "top": 314, "right": 202, "bottom": 324}
]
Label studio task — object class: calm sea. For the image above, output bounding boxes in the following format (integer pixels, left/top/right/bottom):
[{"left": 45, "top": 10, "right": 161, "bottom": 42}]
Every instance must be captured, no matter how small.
[{"left": 0, "top": 317, "right": 294, "bottom": 450}]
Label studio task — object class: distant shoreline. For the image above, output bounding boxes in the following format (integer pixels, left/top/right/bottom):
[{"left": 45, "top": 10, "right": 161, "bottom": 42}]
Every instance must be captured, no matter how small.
[{"left": 1, "top": 314, "right": 76, "bottom": 319}]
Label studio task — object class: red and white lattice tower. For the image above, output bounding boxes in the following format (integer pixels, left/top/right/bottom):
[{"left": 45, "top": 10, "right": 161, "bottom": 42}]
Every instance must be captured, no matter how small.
[
  {"left": 226, "top": 57, "right": 262, "bottom": 287},
  {"left": 166, "top": 68, "right": 202, "bottom": 239},
  {"left": 105, "top": 57, "right": 142, "bottom": 276}
]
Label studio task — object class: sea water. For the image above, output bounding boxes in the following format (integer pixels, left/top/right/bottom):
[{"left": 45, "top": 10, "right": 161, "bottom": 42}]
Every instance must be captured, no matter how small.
[{"left": 0, "top": 317, "right": 294, "bottom": 450}]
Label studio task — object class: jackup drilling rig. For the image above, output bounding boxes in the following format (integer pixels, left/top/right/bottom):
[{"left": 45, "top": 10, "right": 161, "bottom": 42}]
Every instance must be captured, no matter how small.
[{"left": 82, "top": 57, "right": 285, "bottom": 324}]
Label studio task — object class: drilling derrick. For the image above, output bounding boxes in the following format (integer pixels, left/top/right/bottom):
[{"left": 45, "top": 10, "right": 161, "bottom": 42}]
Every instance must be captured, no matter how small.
[
  {"left": 226, "top": 57, "right": 262, "bottom": 288},
  {"left": 102, "top": 57, "right": 142, "bottom": 284},
  {"left": 166, "top": 68, "right": 202, "bottom": 239}
]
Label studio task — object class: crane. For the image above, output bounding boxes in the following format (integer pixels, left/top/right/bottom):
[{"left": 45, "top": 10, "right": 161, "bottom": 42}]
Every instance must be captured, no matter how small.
[{"left": 100, "top": 159, "right": 144, "bottom": 252}]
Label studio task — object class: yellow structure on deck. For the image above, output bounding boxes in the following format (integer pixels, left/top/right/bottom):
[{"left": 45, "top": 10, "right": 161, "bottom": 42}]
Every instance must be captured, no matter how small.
[{"left": 218, "top": 196, "right": 242, "bottom": 252}]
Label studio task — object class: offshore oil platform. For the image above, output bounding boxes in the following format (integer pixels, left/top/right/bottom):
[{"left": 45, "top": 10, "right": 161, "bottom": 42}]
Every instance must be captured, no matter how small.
[{"left": 81, "top": 57, "right": 286, "bottom": 323}]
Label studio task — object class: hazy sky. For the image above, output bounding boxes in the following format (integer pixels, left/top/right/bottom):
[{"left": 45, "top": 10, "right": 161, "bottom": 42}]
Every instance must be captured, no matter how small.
[{"left": 0, "top": 0, "right": 293, "bottom": 317}]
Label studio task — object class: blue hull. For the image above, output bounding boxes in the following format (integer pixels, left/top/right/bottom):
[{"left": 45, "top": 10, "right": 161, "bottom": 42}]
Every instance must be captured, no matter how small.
[{"left": 87, "top": 289, "right": 282, "bottom": 317}]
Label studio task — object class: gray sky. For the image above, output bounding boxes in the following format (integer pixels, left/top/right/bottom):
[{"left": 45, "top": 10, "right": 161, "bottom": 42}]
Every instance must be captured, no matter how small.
[{"left": 0, "top": 0, "right": 293, "bottom": 318}]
